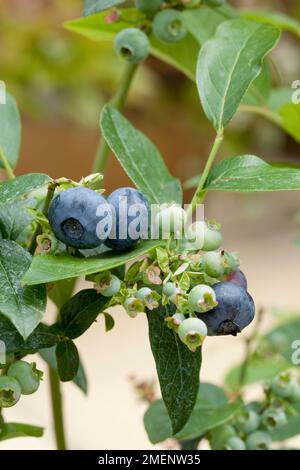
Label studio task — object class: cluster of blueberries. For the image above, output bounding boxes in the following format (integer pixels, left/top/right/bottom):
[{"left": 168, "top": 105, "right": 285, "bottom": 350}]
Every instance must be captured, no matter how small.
[
  {"left": 47, "top": 185, "right": 255, "bottom": 350},
  {"left": 0, "top": 361, "right": 42, "bottom": 408},
  {"left": 113, "top": 0, "right": 226, "bottom": 64},
  {"left": 210, "top": 371, "right": 300, "bottom": 450}
]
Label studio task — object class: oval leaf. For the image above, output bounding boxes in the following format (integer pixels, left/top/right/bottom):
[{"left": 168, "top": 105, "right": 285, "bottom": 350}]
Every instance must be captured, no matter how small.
[
  {"left": 0, "top": 173, "right": 51, "bottom": 205},
  {"left": 101, "top": 106, "right": 182, "bottom": 204},
  {"left": 197, "top": 19, "right": 280, "bottom": 130},
  {"left": 205, "top": 155, "right": 300, "bottom": 192},
  {"left": 147, "top": 304, "right": 201, "bottom": 434},
  {"left": 22, "top": 240, "right": 162, "bottom": 286},
  {"left": 0, "top": 240, "right": 47, "bottom": 339},
  {"left": 56, "top": 339, "right": 79, "bottom": 382},
  {"left": 242, "top": 10, "right": 300, "bottom": 38},
  {"left": 0, "top": 93, "right": 21, "bottom": 168}
]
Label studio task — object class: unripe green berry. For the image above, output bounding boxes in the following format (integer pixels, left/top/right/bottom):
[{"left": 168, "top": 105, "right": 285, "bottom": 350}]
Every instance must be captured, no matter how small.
[
  {"left": 226, "top": 436, "right": 246, "bottom": 450},
  {"left": 163, "top": 282, "right": 177, "bottom": 297},
  {"left": 166, "top": 313, "right": 186, "bottom": 332},
  {"left": 209, "top": 424, "right": 236, "bottom": 450},
  {"left": 202, "top": 251, "right": 225, "bottom": 278},
  {"left": 0, "top": 375, "right": 22, "bottom": 407},
  {"left": 235, "top": 409, "right": 260, "bottom": 434},
  {"left": 153, "top": 9, "right": 187, "bottom": 44},
  {"left": 155, "top": 204, "right": 186, "bottom": 239},
  {"left": 124, "top": 296, "right": 144, "bottom": 318},
  {"left": 100, "top": 275, "right": 121, "bottom": 297},
  {"left": 246, "top": 431, "right": 272, "bottom": 450},
  {"left": 261, "top": 407, "right": 287, "bottom": 430},
  {"left": 137, "top": 287, "right": 159, "bottom": 310},
  {"left": 135, "top": 0, "right": 163, "bottom": 14},
  {"left": 7, "top": 361, "right": 42, "bottom": 395},
  {"left": 188, "top": 284, "right": 217, "bottom": 313},
  {"left": 202, "top": 221, "right": 223, "bottom": 251},
  {"left": 271, "top": 372, "right": 298, "bottom": 399},
  {"left": 178, "top": 317, "right": 207, "bottom": 351},
  {"left": 185, "top": 221, "right": 204, "bottom": 250},
  {"left": 115, "top": 28, "right": 150, "bottom": 63}
]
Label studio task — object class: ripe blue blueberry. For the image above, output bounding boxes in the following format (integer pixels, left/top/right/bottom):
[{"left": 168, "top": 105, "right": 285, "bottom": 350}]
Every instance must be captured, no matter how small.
[
  {"left": 197, "top": 281, "right": 255, "bottom": 336},
  {"left": 188, "top": 284, "right": 217, "bottom": 313},
  {"left": 0, "top": 375, "right": 22, "bottom": 407},
  {"left": 135, "top": 0, "right": 163, "bottom": 14},
  {"left": 153, "top": 9, "right": 187, "bottom": 44},
  {"left": 178, "top": 317, "right": 207, "bottom": 351},
  {"left": 7, "top": 361, "right": 42, "bottom": 395},
  {"left": 114, "top": 28, "right": 150, "bottom": 63},
  {"left": 224, "top": 269, "right": 248, "bottom": 290},
  {"left": 246, "top": 431, "right": 272, "bottom": 450},
  {"left": 105, "top": 187, "right": 149, "bottom": 252},
  {"left": 48, "top": 187, "right": 111, "bottom": 249}
]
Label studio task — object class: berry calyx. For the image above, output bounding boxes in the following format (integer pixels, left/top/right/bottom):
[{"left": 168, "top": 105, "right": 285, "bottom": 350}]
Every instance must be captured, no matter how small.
[
  {"left": 178, "top": 317, "right": 207, "bottom": 351},
  {"left": 124, "top": 297, "right": 144, "bottom": 318},
  {"left": 0, "top": 375, "right": 22, "bottom": 407},
  {"left": 98, "top": 274, "right": 121, "bottom": 297},
  {"left": 188, "top": 284, "right": 217, "bottom": 313},
  {"left": 136, "top": 287, "right": 160, "bottom": 310},
  {"left": 261, "top": 407, "right": 287, "bottom": 430},
  {"left": 271, "top": 372, "right": 298, "bottom": 399},
  {"left": 153, "top": 9, "right": 187, "bottom": 44},
  {"left": 7, "top": 361, "right": 42, "bottom": 395},
  {"left": 166, "top": 313, "right": 185, "bottom": 332},
  {"left": 114, "top": 28, "right": 150, "bottom": 64}
]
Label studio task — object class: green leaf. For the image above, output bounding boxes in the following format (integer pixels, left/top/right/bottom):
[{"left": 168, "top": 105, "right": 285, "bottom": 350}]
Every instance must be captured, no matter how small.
[
  {"left": 268, "top": 87, "right": 292, "bottom": 112},
  {"left": 183, "top": 5, "right": 236, "bottom": 45},
  {"left": 84, "top": 0, "right": 125, "bottom": 16},
  {"left": 0, "top": 93, "right": 21, "bottom": 168},
  {"left": 22, "top": 240, "right": 161, "bottom": 286},
  {"left": 147, "top": 304, "right": 201, "bottom": 434},
  {"left": 56, "top": 339, "right": 79, "bottom": 382},
  {"left": 242, "top": 61, "right": 271, "bottom": 107},
  {"left": 0, "top": 422, "right": 43, "bottom": 441},
  {"left": 242, "top": 10, "right": 300, "bottom": 38},
  {"left": 144, "top": 384, "right": 242, "bottom": 444},
  {"left": 101, "top": 106, "right": 182, "bottom": 204},
  {"left": 58, "top": 289, "right": 108, "bottom": 339},
  {"left": 265, "top": 318, "right": 300, "bottom": 364},
  {"left": 0, "top": 198, "right": 35, "bottom": 242},
  {"left": 0, "top": 174, "right": 51, "bottom": 205},
  {"left": 280, "top": 103, "right": 300, "bottom": 143},
  {"left": 205, "top": 155, "right": 300, "bottom": 192},
  {"left": 64, "top": 10, "right": 200, "bottom": 81},
  {"left": 197, "top": 19, "right": 280, "bottom": 130},
  {"left": 40, "top": 346, "right": 87, "bottom": 394},
  {"left": 102, "top": 311, "right": 115, "bottom": 332},
  {"left": 0, "top": 314, "right": 58, "bottom": 353},
  {"left": 48, "top": 278, "right": 77, "bottom": 309},
  {"left": 0, "top": 240, "right": 47, "bottom": 339},
  {"left": 225, "top": 356, "right": 289, "bottom": 392}
]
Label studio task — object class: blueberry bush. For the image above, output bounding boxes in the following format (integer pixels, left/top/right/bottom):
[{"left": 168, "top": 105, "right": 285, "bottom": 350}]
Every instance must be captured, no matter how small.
[{"left": 0, "top": 0, "right": 300, "bottom": 450}]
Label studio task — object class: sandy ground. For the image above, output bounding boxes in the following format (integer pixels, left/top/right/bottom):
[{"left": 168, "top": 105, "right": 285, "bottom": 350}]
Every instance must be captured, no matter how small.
[{"left": 1, "top": 190, "right": 300, "bottom": 450}]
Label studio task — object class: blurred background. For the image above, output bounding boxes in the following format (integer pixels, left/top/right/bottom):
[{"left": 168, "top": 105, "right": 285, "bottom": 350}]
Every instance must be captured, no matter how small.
[{"left": 1, "top": 0, "right": 300, "bottom": 450}]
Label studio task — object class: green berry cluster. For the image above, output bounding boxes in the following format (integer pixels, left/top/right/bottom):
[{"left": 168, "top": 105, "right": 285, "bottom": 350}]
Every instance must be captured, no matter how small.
[
  {"left": 208, "top": 371, "right": 300, "bottom": 450},
  {"left": 113, "top": 0, "right": 227, "bottom": 64},
  {"left": 0, "top": 361, "right": 42, "bottom": 408}
]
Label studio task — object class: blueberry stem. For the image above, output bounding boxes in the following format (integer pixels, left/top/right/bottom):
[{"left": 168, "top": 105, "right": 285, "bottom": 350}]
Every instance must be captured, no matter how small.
[
  {"left": 92, "top": 62, "right": 138, "bottom": 174},
  {"left": 28, "top": 181, "right": 57, "bottom": 255},
  {"left": 49, "top": 365, "right": 67, "bottom": 450},
  {"left": 0, "top": 148, "right": 15, "bottom": 180},
  {"left": 187, "top": 130, "right": 224, "bottom": 216}
]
